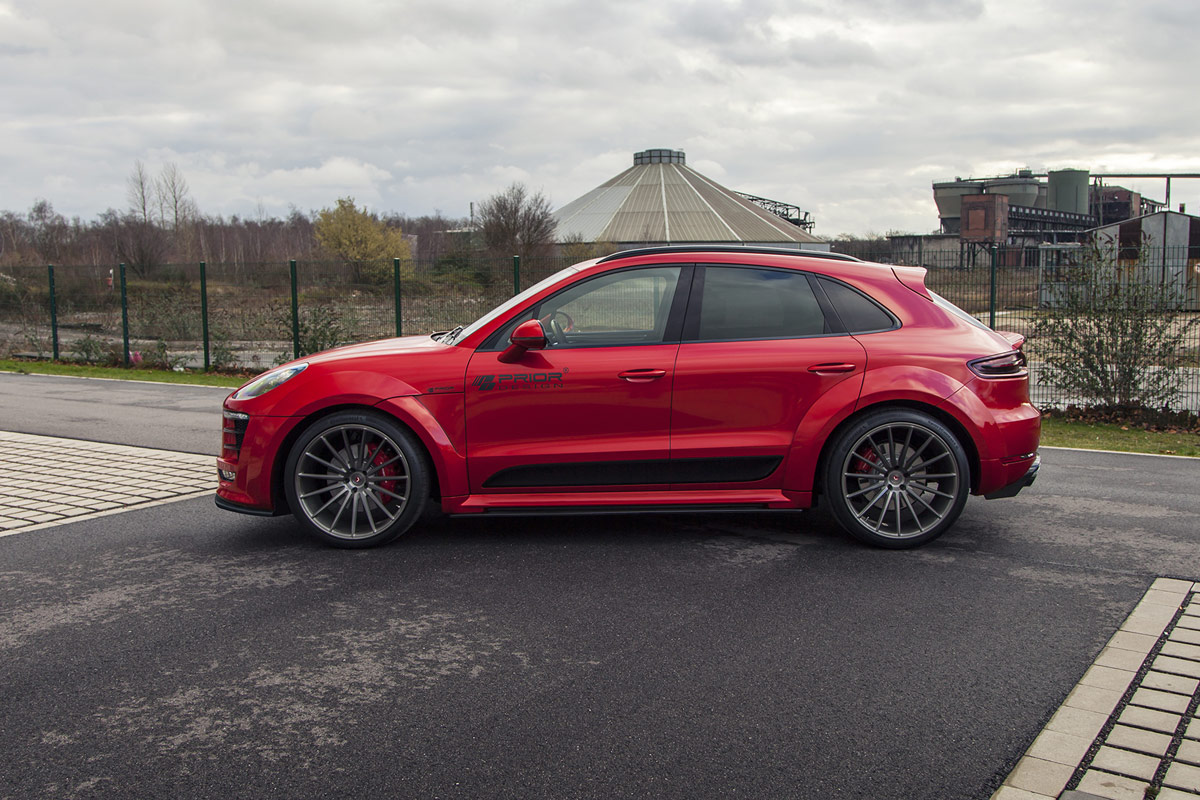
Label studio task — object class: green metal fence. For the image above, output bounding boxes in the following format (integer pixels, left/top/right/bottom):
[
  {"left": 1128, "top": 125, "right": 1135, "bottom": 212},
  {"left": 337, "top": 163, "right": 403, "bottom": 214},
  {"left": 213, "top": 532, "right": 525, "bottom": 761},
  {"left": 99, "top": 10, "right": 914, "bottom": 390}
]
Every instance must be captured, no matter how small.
[{"left": 3, "top": 246, "right": 1199, "bottom": 411}]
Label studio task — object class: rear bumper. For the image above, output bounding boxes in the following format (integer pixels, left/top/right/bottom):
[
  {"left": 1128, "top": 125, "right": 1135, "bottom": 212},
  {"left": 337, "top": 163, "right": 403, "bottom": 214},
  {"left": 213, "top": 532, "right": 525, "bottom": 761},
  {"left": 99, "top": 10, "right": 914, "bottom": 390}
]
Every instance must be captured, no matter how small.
[{"left": 984, "top": 454, "right": 1040, "bottom": 499}]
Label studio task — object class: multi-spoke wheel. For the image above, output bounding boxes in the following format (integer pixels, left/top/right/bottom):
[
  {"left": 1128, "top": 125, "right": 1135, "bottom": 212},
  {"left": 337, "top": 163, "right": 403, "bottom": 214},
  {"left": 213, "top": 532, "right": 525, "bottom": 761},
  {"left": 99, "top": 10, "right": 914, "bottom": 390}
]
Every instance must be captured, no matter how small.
[
  {"left": 284, "top": 411, "right": 429, "bottom": 548},
  {"left": 824, "top": 409, "right": 970, "bottom": 549}
]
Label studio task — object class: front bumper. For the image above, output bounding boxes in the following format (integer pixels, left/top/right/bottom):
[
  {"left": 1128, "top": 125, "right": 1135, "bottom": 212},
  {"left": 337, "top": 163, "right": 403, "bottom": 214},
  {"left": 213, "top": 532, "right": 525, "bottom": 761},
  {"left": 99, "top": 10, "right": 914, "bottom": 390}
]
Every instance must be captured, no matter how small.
[{"left": 984, "top": 454, "right": 1040, "bottom": 499}]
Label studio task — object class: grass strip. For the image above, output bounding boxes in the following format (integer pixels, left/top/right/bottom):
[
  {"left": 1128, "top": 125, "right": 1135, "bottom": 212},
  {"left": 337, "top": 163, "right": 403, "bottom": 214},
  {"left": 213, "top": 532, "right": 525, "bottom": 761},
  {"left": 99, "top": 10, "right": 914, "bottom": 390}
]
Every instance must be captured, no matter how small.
[
  {"left": 1040, "top": 415, "right": 1200, "bottom": 457},
  {"left": 0, "top": 359, "right": 249, "bottom": 388}
]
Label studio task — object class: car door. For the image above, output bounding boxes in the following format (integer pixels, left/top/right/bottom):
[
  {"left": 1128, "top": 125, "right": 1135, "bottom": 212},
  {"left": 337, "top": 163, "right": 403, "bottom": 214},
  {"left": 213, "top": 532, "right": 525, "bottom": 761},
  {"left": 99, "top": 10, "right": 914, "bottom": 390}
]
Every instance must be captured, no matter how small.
[
  {"left": 464, "top": 265, "right": 690, "bottom": 493},
  {"left": 668, "top": 265, "right": 866, "bottom": 488}
]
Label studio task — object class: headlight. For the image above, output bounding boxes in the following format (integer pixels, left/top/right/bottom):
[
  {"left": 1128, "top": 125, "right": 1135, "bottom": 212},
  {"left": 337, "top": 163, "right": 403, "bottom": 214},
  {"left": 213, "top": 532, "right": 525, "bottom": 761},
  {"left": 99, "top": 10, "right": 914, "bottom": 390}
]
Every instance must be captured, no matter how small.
[{"left": 233, "top": 363, "right": 308, "bottom": 400}]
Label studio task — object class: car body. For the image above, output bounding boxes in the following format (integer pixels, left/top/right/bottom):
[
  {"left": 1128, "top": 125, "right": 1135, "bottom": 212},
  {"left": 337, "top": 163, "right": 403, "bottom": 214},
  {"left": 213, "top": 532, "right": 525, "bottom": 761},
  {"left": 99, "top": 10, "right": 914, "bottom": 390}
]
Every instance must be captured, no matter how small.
[{"left": 216, "top": 246, "right": 1040, "bottom": 549}]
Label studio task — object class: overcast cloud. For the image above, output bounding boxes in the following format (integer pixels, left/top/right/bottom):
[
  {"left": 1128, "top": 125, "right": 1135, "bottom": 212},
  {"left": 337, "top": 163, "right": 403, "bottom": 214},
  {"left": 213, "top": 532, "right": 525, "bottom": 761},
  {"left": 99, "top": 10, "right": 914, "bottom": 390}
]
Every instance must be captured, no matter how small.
[{"left": 2, "top": 0, "right": 1197, "bottom": 236}]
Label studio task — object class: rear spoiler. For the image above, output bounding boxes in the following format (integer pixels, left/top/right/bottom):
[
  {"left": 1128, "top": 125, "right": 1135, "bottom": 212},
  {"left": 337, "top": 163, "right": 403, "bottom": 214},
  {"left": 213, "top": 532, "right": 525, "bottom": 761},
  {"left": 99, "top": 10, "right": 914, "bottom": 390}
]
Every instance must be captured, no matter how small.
[{"left": 891, "top": 266, "right": 931, "bottom": 300}]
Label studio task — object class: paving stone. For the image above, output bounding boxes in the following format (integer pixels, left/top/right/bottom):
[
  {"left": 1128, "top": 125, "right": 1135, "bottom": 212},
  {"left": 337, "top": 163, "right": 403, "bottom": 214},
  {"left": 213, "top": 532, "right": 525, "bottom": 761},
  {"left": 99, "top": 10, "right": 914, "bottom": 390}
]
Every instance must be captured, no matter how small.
[
  {"left": 1163, "top": 642, "right": 1200, "bottom": 662},
  {"left": 1090, "top": 745, "right": 1160, "bottom": 781},
  {"left": 1105, "top": 724, "right": 1172, "bottom": 757},
  {"left": 1081, "top": 665, "right": 1137, "bottom": 693},
  {"left": 1047, "top": 706, "right": 1111, "bottom": 741},
  {"left": 1142, "top": 670, "right": 1200, "bottom": 696},
  {"left": 1178, "top": 740, "right": 1200, "bottom": 766},
  {"left": 1122, "top": 602, "right": 1179, "bottom": 636},
  {"left": 1107, "top": 631, "right": 1158, "bottom": 655},
  {"left": 1004, "top": 756, "right": 1074, "bottom": 796},
  {"left": 1117, "top": 704, "right": 1181, "bottom": 734},
  {"left": 1172, "top": 628, "right": 1200, "bottom": 646},
  {"left": 1156, "top": 656, "right": 1200, "bottom": 679},
  {"left": 1131, "top": 687, "right": 1193, "bottom": 714},
  {"left": 1178, "top": 617, "right": 1200, "bottom": 632},
  {"left": 1065, "top": 684, "right": 1126, "bottom": 716},
  {"left": 1077, "top": 769, "right": 1150, "bottom": 800},
  {"left": 1094, "top": 647, "right": 1149, "bottom": 672},
  {"left": 990, "top": 786, "right": 1051, "bottom": 800},
  {"left": 1027, "top": 729, "right": 1093, "bottom": 766},
  {"left": 1188, "top": 718, "right": 1200, "bottom": 740},
  {"left": 1165, "top": 762, "right": 1200, "bottom": 793},
  {"left": 1153, "top": 578, "right": 1196, "bottom": 594},
  {"left": 1143, "top": 588, "right": 1190, "bottom": 607},
  {"left": 1156, "top": 788, "right": 1200, "bottom": 800}
]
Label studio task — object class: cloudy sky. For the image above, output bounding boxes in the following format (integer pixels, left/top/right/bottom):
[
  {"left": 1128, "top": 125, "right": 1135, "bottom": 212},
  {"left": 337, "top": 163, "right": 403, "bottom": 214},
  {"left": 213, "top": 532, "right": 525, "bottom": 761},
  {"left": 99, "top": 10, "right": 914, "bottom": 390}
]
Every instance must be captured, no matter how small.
[{"left": 3, "top": 0, "right": 1198, "bottom": 236}]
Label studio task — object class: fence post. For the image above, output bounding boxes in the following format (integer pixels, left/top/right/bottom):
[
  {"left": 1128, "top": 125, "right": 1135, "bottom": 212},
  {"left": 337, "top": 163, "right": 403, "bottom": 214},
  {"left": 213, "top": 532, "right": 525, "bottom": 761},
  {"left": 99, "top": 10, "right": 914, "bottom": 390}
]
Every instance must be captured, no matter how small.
[
  {"left": 119, "top": 262, "right": 130, "bottom": 366},
  {"left": 47, "top": 265, "right": 59, "bottom": 360},
  {"left": 393, "top": 257, "right": 403, "bottom": 337},
  {"left": 290, "top": 259, "right": 300, "bottom": 360},
  {"left": 989, "top": 246, "right": 999, "bottom": 330},
  {"left": 512, "top": 254, "right": 520, "bottom": 295},
  {"left": 200, "top": 261, "right": 210, "bottom": 370}
]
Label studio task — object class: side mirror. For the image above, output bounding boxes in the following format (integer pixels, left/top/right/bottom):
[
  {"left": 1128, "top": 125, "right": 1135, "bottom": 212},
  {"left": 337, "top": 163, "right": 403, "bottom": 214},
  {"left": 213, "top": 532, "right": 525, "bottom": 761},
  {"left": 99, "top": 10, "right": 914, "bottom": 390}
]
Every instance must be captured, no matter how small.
[
  {"left": 498, "top": 319, "right": 547, "bottom": 363},
  {"left": 510, "top": 319, "right": 548, "bottom": 350}
]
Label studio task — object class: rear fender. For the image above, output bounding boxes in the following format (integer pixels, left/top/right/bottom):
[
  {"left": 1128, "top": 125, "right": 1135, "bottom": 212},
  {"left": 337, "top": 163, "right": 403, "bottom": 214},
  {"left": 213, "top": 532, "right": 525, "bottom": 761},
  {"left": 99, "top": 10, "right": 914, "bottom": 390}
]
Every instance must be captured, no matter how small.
[{"left": 780, "top": 372, "right": 864, "bottom": 496}]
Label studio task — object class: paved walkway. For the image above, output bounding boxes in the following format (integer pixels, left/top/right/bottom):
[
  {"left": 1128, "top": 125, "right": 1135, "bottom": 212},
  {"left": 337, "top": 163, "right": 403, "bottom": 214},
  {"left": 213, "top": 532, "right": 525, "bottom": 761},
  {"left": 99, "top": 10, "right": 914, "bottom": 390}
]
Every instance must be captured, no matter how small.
[
  {"left": 995, "top": 578, "right": 1200, "bottom": 800},
  {"left": 0, "top": 430, "right": 215, "bottom": 536}
]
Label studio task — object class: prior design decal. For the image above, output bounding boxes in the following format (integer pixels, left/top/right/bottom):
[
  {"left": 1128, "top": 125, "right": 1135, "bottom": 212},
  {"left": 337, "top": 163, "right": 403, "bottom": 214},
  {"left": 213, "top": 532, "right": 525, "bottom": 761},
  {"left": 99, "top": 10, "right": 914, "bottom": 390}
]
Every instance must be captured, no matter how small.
[{"left": 472, "top": 372, "right": 565, "bottom": 391}]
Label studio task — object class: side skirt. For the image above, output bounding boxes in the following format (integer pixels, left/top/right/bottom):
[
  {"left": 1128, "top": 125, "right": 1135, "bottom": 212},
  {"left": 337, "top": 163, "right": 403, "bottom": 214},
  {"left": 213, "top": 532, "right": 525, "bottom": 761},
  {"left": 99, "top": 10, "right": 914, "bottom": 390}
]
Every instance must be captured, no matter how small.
[{"left": 443, "top": 489, "right": 811, "bottom": 515}]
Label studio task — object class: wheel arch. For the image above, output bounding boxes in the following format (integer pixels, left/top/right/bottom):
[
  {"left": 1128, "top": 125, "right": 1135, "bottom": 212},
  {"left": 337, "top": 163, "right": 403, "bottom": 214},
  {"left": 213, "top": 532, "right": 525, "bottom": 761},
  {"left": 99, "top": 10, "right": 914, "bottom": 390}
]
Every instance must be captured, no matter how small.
[
  {"left": 270, "top": 402, "right": 447, "bottom": 515},
  {"left": 812, "top": 399, "right": 981, "bottom": 500}
]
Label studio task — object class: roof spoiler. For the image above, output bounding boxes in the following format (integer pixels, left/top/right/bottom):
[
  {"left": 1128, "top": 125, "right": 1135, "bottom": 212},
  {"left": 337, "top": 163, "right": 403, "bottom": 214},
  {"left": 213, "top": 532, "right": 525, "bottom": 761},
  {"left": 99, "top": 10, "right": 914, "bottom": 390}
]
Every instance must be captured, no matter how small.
[{"left": 891, "top": 266, "right": 931, "bottom": 300}]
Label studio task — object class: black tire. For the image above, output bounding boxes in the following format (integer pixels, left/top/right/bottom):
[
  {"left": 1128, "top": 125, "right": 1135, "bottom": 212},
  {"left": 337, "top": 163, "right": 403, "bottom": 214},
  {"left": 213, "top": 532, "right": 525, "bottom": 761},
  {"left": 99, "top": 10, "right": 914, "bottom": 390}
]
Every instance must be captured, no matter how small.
[
  {"left": 284, "top": 410, "right": 430, "bottom": 548},
  {"left": 823, "top": 408, "right": 970, "bottom": 549}
]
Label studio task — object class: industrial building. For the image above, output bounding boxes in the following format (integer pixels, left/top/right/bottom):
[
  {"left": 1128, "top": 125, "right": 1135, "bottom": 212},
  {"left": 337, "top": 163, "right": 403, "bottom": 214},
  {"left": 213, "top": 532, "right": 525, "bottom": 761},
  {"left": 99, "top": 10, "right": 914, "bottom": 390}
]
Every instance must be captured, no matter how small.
[
  {"left": 551, "top": 149, "right": 828, "bottom": 251},
  {"left": 888, "top": 168, "right": 1199, "bottom": 269}
]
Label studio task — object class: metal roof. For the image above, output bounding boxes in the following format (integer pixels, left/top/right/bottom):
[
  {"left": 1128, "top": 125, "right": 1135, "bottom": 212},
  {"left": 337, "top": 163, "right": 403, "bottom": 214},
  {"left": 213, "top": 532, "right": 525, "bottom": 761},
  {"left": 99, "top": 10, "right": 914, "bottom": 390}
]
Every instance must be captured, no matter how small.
[{"left": 553, "top": 151, "right": 823, "bottom": 245}]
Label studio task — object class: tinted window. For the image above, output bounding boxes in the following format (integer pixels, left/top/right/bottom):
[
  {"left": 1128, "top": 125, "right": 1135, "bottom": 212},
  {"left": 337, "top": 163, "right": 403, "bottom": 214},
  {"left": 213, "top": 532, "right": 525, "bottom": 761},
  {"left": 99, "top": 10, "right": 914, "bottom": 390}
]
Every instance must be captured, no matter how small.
[
  {"left": 695, "top": 267, "right": 826, "bottom": 340},
  {"left": 818, "top": 278, "right": 896, "bottom": 333}
]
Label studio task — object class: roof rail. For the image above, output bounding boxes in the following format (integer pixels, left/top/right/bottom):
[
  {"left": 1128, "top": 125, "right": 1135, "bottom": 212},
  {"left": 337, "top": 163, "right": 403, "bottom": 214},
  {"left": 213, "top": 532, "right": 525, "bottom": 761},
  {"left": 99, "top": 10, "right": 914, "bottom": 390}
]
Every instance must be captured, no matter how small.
[{"left": 596, "top": 245, "right": 860, "bottom": 264}]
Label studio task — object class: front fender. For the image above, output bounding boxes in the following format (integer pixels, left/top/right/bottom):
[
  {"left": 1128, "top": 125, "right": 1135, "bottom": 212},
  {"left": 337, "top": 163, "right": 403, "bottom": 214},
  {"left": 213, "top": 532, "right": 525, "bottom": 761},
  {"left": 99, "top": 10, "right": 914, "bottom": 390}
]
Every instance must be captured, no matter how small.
[{"left": 374, "top": 394, "right": 469, "bottom": 499}]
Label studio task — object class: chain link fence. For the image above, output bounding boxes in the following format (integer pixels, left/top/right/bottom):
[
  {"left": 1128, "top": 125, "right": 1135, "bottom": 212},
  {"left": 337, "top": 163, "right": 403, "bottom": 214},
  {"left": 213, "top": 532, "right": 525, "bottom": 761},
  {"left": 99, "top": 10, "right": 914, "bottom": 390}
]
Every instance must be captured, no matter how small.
[{"left": 3, "top": 246, "right": 1199, "bottom": 410}]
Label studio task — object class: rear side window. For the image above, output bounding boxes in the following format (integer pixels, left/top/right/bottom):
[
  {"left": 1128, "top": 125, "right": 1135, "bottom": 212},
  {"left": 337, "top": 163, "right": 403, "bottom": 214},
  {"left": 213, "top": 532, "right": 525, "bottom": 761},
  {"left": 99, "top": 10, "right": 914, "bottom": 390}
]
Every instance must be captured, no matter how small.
[
  {"left": 818, "top": 278, "right": 897, "bottom": 333},
  {"left": 691, "top": 266, "right": 828, "bottom": 341}
]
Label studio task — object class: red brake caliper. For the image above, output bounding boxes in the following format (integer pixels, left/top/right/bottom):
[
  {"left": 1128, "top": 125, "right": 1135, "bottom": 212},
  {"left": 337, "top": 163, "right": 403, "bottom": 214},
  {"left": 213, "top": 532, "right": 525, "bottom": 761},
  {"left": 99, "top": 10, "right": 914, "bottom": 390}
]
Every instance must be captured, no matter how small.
[
  {"left": 372, "top": 447, "right": 398, "bottom": 506},
  {"left": 853, "top": 446, "right": 877, "bottom": 475}
]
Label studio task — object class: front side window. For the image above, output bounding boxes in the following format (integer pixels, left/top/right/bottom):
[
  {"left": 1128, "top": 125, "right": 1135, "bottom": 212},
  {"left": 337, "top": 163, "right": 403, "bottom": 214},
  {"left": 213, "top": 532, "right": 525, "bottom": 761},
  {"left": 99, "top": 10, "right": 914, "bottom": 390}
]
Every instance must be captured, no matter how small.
[
  {"left": 691, "top": 266, "right": 827, "bottom": 341},
  {"left": 529, "top": 266, "right": 684, "bottom": 347}
]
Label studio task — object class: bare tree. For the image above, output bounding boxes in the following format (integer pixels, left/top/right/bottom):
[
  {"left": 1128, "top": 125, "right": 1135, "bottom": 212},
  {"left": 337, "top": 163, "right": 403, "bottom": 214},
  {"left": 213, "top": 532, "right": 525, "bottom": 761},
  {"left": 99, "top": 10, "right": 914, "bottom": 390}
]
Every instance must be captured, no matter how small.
[
  {"left": 156, "top": 163, "right": 197, "bottom": 231},
  {"left": 476, "top": 183, "right": 556, "bottom": 259},
  {"left": 128, "top": 160, "right": 154, "bottom": 224}
]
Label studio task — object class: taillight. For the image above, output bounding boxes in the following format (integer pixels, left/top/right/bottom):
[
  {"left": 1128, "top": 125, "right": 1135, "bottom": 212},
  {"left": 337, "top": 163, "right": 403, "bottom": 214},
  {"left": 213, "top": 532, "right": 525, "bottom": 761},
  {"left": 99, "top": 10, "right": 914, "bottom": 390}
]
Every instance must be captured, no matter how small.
[
  {"left": 968, "top": 350, "right": 1027, "bottom": 378},
  {"left": 222, "top": 410, "right": 250, "bottom": 460}
]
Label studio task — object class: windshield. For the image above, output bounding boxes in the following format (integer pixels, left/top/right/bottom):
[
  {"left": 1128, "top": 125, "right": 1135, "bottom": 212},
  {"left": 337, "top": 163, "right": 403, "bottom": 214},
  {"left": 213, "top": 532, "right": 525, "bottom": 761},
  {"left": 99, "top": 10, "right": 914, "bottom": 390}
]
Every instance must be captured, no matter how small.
[{"left": 441, "top": 265, "right": 581, "bottom": 345}]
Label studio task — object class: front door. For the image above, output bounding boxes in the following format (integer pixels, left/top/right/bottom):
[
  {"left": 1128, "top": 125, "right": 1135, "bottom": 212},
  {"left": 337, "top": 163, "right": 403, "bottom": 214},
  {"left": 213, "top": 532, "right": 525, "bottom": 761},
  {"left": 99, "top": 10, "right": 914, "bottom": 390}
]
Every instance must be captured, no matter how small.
[{"left": 464, "top": 266, "right": 688, "bottom": 493}]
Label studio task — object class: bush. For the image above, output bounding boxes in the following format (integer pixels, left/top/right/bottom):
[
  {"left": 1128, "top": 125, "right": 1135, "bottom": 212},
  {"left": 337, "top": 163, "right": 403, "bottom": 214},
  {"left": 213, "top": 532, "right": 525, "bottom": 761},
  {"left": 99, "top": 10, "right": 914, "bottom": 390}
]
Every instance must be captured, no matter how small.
[{"left": 1033, "top": 246, "right": 1200, "bottom": 409}]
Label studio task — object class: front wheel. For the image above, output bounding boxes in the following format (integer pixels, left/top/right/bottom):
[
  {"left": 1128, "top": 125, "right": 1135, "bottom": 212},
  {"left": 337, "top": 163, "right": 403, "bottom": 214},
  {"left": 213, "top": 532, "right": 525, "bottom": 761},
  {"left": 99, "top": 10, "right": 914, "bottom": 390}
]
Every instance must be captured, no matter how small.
[
  {"left": 284, "top": 411, "right": 430, "bottom": 548},
  {"left": 823, "top": 409, "right": 970, "bottom": 549}
]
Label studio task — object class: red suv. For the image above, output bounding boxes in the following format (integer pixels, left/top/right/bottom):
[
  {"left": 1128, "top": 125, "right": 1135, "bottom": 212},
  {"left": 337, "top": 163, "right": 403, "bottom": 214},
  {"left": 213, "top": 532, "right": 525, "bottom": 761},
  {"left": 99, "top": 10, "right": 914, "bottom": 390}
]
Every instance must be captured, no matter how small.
[{"left": 216, "top": 247, "right": 1040, "bottom": 549}]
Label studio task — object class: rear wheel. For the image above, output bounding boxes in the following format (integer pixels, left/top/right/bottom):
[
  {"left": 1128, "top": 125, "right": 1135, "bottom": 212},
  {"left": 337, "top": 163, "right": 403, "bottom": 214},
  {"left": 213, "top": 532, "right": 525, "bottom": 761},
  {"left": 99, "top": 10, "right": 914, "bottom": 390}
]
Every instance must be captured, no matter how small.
[
  {"left": 824, "top": 409, "right": 969, "bottom": 549},
  {"left": 284, "top": 411, "right": 429, "bottom": 548}
]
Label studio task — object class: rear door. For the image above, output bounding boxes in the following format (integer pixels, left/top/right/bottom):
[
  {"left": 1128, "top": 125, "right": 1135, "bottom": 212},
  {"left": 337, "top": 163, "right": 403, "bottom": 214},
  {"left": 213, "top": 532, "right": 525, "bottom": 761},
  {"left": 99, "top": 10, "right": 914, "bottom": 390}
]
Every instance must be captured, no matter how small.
[{"left": 668, "top": 265, "right": 866, "bottom": 487}]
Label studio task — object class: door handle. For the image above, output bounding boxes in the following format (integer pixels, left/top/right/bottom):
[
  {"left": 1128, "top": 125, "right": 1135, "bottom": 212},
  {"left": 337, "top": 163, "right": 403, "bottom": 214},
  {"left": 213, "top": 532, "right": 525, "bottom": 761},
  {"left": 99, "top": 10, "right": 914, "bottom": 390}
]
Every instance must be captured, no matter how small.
[
  {"left": 807, "top": 363, "right": 857, "bottom": 374},
  {"left": 618, "top": 369, "right": 667, "bottom": 382}
]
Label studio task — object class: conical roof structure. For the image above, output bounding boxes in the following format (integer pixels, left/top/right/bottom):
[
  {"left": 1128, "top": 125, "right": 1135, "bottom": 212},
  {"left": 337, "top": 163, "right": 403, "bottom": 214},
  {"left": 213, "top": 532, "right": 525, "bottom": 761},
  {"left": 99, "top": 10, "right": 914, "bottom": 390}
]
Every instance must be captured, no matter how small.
[{"left": 553, "top": 149, "right": 824, "bottom": 247}]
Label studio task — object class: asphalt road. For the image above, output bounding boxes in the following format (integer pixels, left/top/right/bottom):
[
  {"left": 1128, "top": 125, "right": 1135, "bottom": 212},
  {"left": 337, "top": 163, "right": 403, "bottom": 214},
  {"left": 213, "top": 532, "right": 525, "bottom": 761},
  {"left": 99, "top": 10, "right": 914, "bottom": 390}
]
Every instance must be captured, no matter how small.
[
  {"left": 0, "top": 372, "right": 227, "bottom": 454},
  {"left": 2, "top": 374, "right": 1199, "bottom": 799}
]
